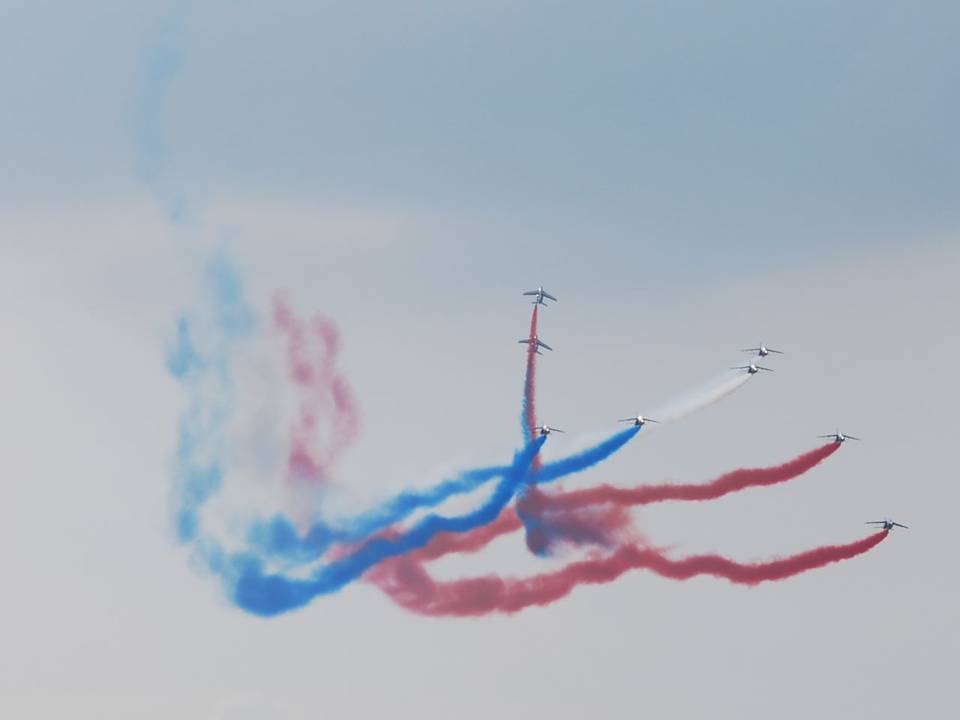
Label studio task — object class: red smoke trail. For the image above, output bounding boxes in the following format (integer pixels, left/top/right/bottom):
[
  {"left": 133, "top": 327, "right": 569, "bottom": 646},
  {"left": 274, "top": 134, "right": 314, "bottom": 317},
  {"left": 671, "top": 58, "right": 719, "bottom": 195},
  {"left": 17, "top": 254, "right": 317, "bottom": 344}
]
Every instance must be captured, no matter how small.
[
  {"left": 273, "top": 295, "right": 360, "bottom": 486},
  {"left": 402, "top": 503, "right": 636, "bottom": 564},
  {"left": 522, "top": 304, "right": 540, "bottom": 455},
  {"left": 523, "top": 442, "right": 840, "bottom": 555},
  {"left": 411, "top": 510, "right": 524, "bottom": 561},
  {"left": 529, "top": 443, "right": 841, "bottom": 513},
  {"left": 518, "top": 303, "right": 548, "bottom": 551},
  {"left": 394, "top": 444, "right": 843, "bottom": 565},
  {"left": 368, "top": 531, "right": 888, "bottom": 616}
]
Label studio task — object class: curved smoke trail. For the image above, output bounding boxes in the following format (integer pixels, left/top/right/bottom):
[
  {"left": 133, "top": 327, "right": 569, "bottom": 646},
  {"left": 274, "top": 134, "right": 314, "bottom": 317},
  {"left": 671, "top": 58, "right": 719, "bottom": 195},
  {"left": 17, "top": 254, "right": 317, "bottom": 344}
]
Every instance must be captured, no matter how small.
[
  {"left": 368, "top": 443, "right": 845, "bottom": 570},
  {"left": 245, "top": 464, "right": 510, "bottom": 561},
  {"left": 171, "top": 290, "right": 547, "bottom": 616},
  {"left": 369, "top": 531, "right": 888, "bottom": 616},
  {"left": 272, "top": 295, "right": 361, "bottom": 488},
  {"left": 520, "top": 443, "right": 840, "bottom": 554},
  {"left": 528, "top": 426, "right": 641, "bottom": 483},
  {"left": 170, "top": 255, "right": 254, "bottom": 549},
  {"left": 530, "top": 443, "right": 841, "bottom": 513},
  {"left": 169, "top": 259, "right": 553, "bottom": 590},
  {"left": 170, "top": 259, "right": 869, "bottom": 618},
  {"left": 242, "top": 421, "right": 644, "bottom": 564},
  {"left": 651, "top": 370, "right": 753, "bottom": 424},
  {"left": 228, "top": 436, "right": 546, "bottom": 616},
  {"left": 203, "top": 288, "right": 646, "bottom": 568}
]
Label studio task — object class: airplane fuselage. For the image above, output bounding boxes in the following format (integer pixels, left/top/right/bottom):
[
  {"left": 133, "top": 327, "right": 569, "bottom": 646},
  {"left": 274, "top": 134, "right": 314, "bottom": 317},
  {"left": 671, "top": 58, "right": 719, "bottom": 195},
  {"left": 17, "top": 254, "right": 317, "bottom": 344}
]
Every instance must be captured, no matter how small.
[
  {"left": 821, "top": 430, "right": 859, "bottom": 443},
  {"left": 523, "top": 287, "right": 557, "bottom": 306}
]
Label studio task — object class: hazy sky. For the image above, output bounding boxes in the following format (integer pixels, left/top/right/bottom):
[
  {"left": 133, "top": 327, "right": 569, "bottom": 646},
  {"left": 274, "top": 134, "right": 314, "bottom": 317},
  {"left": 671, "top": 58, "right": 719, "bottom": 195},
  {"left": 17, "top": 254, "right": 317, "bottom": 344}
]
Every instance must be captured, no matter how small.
[{"left": 1, "top": 2, "right": 957, "bottom": 718}]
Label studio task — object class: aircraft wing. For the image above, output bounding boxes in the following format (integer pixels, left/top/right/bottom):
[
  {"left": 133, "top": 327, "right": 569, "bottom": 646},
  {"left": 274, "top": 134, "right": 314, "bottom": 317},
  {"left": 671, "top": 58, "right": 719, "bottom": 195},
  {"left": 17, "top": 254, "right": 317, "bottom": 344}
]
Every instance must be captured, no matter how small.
[
  {"left": 543, "top": 291, "right": 558, "bottom": 301},
  {"left": 845, "top": 435, "right": 861, "bottom": 440},
  {"left": 740, "top": 348, "right": 761, "bottom": 352},
  {"left": 522, "top": 291, "right": 539, "bottom": 296},
  {"left": 768, "top": 348, "right": 784, "bottom": 354},
  {"left": 757, "top": 366, "right": 774, "bottom": 371},
  {"left": 537, "top": 340, "right": 553, "bottom": 351},
  {"left": 518, "top": 339, "right": 532, "bottom": 344},
  {"left": 892, "top": 522, "right": 909, "bottom": 529}
]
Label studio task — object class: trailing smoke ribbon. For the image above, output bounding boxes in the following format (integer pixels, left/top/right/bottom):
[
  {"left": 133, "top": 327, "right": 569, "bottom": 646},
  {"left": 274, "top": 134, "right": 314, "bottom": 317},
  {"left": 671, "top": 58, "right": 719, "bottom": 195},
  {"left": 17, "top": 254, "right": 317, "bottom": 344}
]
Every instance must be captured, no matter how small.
[
  {"left": 368, "top": 530, "right": 889, "bottom": 617},
  {"left": 170, "top": 258, "right": 883, "bottom": 618}
]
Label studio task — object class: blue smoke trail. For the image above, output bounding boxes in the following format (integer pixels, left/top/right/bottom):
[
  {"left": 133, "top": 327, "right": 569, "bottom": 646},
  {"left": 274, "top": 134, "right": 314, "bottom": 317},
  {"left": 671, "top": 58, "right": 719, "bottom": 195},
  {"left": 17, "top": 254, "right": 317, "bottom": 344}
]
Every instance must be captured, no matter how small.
[
  {"left": 531, "top": 426, "right": 641, "bottom": 484},
  {"left": 174, "top": 257, "right": 530, "bottom": 566},
  {"left": 248, "top": 426, "right": 642, "bottom": 564},
  {"left": 170, "top": 257, "right": 642, "bottom": 614},
  {"left": 228, "top": 437, "right": 546, "bottom": 616},
  {"left": 170, "top": 255, "right": 253, "bottom": 550},
  {"left": 247, "top": 464, "right": 509, "bottom": 560},
  {"left": 133, "top": 0, "right": 193, "bottom": 222},
  {"left": 168, "top": 258, "right": 549, "bottom": 613},
  {"left": 516, "top": 425, "right": 641, "bottom": 554}
]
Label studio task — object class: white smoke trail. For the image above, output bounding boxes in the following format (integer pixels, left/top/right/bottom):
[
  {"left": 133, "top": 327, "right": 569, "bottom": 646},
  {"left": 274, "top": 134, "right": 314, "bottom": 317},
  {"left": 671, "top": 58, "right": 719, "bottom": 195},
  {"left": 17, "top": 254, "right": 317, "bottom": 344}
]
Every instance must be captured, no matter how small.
[{"left": 649, "top": 370, "right": 752, "bottom": 424}]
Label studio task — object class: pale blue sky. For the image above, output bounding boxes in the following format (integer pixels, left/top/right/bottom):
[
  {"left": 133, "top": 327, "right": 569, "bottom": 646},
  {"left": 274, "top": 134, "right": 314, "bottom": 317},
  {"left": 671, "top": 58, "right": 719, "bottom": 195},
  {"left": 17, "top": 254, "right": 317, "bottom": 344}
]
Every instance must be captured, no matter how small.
[{"left": 3, "top": 1, "right": 958, "bottom": 272}]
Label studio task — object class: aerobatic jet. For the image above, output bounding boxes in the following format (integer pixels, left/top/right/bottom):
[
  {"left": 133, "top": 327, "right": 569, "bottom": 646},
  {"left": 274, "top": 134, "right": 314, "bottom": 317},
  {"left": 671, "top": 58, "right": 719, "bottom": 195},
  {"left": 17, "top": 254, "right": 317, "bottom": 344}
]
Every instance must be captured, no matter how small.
[
  {"left": 532, "top": 424, "right": 564, "bottom": 436},
  {"left": 866, "top": 519, "right": 908, "bottom": 531},
  {"left": 818, "top": 430, "right": 861, "bottom": 443},
  {"left": 740, "top": 344, "right": 783, "bottom": 358},
  {"left": 523, "top": 287, "right": 558, "bottom": 306},
  {"left": 519, "top": 336, "right": 553, "bottom": 355},
  {"left": 618, "top": 415, "right": 659, "bottom": 427},
  {"left": 732, "top": 362, "right": 773, "bottom": 374}
]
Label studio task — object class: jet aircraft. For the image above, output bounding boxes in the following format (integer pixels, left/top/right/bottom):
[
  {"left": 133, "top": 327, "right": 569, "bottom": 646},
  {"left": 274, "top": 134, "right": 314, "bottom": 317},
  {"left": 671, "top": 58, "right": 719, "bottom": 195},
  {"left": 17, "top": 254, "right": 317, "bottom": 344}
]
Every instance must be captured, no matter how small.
[
  {"left": 618, "top": 415, "right": 659, "bottom": 427},
  {"left": 818, "top": 430, "right": 861, "bottom": 443},
  {"left": 732, "top": 363, "right": 773, "bottom": 374},
  {"left": 519, "top": 336, "right": 553, "bottom": 355},
  {"left": 532, "top": 424, "right": 564, "bottom": 436},
  {"left": 740, "top": 344, "right": 783, "bottom": 358},
  {"left": 523, "top": 287, "right": 558, "bottom": 306},
  {"left": 866, "top": 519, "right": 908, "bottom": 531}
]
